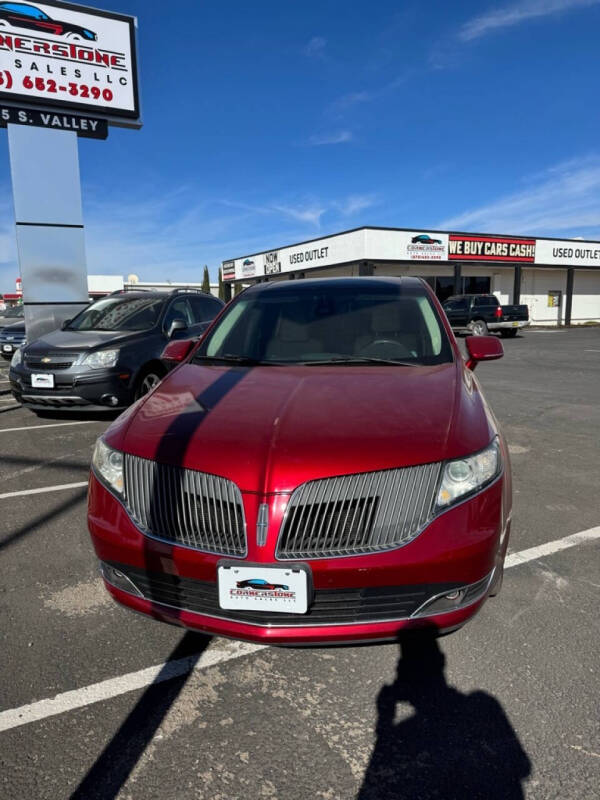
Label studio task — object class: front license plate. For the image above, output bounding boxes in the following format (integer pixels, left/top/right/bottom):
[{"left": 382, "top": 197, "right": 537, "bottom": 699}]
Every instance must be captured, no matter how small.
[
  {"left": 31, "top": 373, "right": 55, "bottom": 389},
  {"left": 218, "top": 564, "right": 309, "bottom": 614},
  {"left": 2, "top": 344, "right": 13, "bottom": 352}
]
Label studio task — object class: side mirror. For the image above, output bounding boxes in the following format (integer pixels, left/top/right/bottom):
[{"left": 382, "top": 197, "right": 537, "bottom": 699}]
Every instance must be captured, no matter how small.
[
  {"left": 161, "top": 338, "right": 194, "bottom": 365},
  {"left": 61, "top": 319, "right": 72, "bottom": 330},
  {"left": 167, "top": 318, "right": 188, "bottom": 338},
  {"left": 464, "top": 335, "right": 503, "bottom": 370}
]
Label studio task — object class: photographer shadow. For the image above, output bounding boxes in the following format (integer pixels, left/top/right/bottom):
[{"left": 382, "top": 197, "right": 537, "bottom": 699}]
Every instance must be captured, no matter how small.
[{"left": 357, "top": 633, "right": 531, "bottom": 800}]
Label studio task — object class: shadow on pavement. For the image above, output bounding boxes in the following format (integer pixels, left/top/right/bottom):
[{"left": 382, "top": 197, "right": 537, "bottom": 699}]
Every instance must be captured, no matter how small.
[
  {"left": 70, "top": 631, "right": 211, "bottom": 800},
  {"left": 0, "top": 488, "right": 87, "bottom": 552},
  {"left": 357, "top": 633, "right": 531, "bottom": 800},
  {"left": 25, "top": 409, "right": 121, "bottom": 422}
]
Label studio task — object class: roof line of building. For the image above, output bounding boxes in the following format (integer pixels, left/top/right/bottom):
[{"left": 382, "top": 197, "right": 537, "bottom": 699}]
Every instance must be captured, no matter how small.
[{"left": 223, "top": 225, "right": 600, "bottom": 263}]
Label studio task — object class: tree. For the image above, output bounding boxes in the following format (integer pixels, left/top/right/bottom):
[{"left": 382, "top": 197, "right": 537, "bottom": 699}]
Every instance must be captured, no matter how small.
[
  {"left": 218, "top": 267, "right": 225, "bottom": 301},
  {"left": 201, "top": 265, "right": 211, "bottom": 294}
]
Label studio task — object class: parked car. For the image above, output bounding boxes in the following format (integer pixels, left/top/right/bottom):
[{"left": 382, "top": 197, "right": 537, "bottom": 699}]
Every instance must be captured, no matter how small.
[
  {"left": 0, "top": 304, "right": 24, "bottom": 330},
  {"left": 9, "top": 289, "right": 224, "bottom": 413},
  {"left": 0, "top": 319, "right": 26, "bottom": 360},
  {"left": 89, "top": 276, "right": 511, "bottom": 646},
  {"left": 443, "top": 294, "right": 529, "bottom": 337},
  {"left": 0, "top": 2, "right": 97, "bottom": 39}
]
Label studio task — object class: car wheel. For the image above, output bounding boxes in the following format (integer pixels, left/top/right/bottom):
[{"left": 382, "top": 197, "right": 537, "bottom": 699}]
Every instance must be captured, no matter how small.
[
  {"left": 468, "top": 319, "right": 488, "bottom": 336},
  {"left": 500, "top": 329, "right": 518, "bottom": 338},
  {"left": 134, "top": 368, "right": 165, "bottom": 400}
]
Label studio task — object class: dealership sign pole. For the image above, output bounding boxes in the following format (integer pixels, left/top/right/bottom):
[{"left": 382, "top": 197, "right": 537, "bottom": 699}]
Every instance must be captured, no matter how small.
[{"left": 0, "top": 0, "right": 141, "bottom": 342}]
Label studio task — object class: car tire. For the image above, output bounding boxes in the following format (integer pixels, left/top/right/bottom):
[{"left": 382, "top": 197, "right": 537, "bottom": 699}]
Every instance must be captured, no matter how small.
[
  {"left": 500, "top": 329, "right": 518, "bottom": 338},
  {"left": 468, "top": 319, "right": 488, "bottom": 336},
  {"left": 134, "top": 366, "right": 166, "bottom": 400}
]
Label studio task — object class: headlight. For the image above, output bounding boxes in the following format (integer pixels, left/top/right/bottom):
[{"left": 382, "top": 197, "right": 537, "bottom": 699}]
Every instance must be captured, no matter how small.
[
  {"left": 10, "top": 347, "right": 22, "bottom": 368},
  {"left": 436, "top": 438, "right": 501, "bottom": 508},
  {"left": 92, "top": 438, "right": 124, "bottom": 496},
  {"left": 81, "top": 349, "right": 119, "bottom": 369}
]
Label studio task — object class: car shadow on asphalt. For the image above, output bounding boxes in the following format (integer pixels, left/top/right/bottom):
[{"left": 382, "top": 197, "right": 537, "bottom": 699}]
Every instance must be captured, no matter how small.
[
  {"left": 0, "top": 488, "right": 87, "bottom": 552},
  {"left": 70, "top": 631, "right": 211, "bottom": 800},
  {"left": 357, "top": 633, "right": 531, "bottom": 800}
]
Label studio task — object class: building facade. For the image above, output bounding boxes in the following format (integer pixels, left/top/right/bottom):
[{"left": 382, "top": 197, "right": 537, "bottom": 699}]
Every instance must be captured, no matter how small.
[{"left": 222, "top": 227, "right": 600, "bottom": 326}]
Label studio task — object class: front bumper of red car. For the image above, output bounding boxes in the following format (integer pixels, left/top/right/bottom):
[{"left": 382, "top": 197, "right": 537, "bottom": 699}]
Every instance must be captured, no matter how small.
[{"left": 88, "top": 472, "right": 510, "bottom": 646}]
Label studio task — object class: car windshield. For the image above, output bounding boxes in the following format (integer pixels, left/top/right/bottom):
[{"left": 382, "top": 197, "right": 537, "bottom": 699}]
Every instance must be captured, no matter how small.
[
  {"left": 66, "top": 296, "right": 164, "bottom": 332},
  {"left": 0, "top": 306, "right": 24, "bottom": 318},
  {"left": 195, "top": 282, "right": 453, "bottom": 366}
]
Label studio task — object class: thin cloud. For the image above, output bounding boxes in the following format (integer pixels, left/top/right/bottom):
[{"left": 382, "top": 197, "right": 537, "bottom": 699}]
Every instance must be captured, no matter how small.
[
  {"left": 307, "top": 130, "right": 353, "bottom": 146},
  {"left": 272, "top": 203, "right": 327, "bottom": 226},
  {"left": 336, "top": 194, "right": 377, "bottom": 216},
  {"left": 329, "top": 73, "right": 410, "bottom": 116},
  {"left": 438, "top": 155, "right": 600, "bottom": 236},
  {"left": 329, "top": 90, "right": 373, "bottom": 114},
  {"left": 304, "top": 36, "right": 327, "bottom": 57},
  {"left": 459, "top": 0, "right": 600, "bottom": 41}
]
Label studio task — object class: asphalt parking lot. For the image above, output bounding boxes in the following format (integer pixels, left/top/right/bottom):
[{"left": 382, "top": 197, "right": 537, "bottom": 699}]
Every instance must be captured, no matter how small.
[{"left": 0, "top": 328, "right": 599, "bottom": 800}]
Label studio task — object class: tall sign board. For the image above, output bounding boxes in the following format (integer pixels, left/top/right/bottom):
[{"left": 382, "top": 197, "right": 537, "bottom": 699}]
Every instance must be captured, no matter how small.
[
  {"left": 0, "top": 0, "right": 140, "bottom": 125},
  {"left": 0, "top": 0, "right": 140, "bottom": 343}
]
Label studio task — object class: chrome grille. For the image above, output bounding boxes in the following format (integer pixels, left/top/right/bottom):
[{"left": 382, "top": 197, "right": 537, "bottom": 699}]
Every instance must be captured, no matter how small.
[
  {"left": 25, "top": 352, "right": 78, "bottom": 369},
  {"left": 277, "top": 463, "right": 442, "bottom": 559},
  {"left": 123, "top": 454, "right": 247, "bottom": 556}
]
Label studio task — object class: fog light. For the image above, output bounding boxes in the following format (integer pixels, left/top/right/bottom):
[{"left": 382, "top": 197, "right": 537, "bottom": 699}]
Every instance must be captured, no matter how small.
[
  {"left": 100, "top": 562, "right": 143, "bottom": 597},
  {"left": 100, "top": 394, "right": 119, "bottom": 407},
  {"left": 411, "top": 570, "right": 495, "bottom": 618}
]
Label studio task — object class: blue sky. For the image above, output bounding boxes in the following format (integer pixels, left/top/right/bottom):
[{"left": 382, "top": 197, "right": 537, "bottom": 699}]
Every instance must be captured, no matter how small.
[{"left": 2, "top": 0, "right": 600, "bottom": 291}]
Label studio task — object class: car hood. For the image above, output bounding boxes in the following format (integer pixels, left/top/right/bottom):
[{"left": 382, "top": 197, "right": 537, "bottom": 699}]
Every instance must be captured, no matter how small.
[
  {"left": 25, "top": 328, "right": 143, "bottom": 353},
  {"left": 107, "top": 362, "right": 496, "bottom": 494},
  {"left": 0, "top": 320, "right": 25, "bottom": 333}
]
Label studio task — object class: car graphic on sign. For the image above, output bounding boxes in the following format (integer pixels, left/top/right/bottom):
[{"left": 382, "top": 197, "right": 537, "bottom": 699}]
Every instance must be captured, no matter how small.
[
  {"left": 411, "top": 234, "right": 443, "bottom": 245},
  {"left": 0, "top": 2, "right": 97, "bottom": 40},
  {"left": 236, "top": 579, "right": 290, "bottom": 591}
]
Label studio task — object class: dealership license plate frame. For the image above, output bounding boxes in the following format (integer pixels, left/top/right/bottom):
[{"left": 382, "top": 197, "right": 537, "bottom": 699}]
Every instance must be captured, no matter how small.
[
  {"left": 31, "top": 373, "right": 55, "bottom": 389},
  {"left": 217, "top": 561, "right": 312, "bottom": 614}
]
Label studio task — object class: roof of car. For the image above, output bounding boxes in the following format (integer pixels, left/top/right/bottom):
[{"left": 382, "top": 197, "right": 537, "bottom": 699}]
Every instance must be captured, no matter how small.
[{"left": 245, "top": 276, "right": 426, "bottom": 294}]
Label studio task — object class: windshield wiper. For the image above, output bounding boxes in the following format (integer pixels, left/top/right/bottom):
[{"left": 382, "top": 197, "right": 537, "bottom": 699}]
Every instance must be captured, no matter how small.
[
  {"left": 193, "top": 354, "right": 275, "bottom": 366},
  {"left": 297, "top": 357, "right": 421, "bottom": 366}
]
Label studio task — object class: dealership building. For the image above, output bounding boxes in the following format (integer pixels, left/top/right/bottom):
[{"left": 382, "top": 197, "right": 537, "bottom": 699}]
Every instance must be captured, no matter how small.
[{"left": 222, "top": 227, "right": 600, "bottom": 325}]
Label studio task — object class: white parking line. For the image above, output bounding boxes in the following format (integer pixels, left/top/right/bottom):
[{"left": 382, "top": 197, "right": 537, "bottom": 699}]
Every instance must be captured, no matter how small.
[
  {"left": 0, "top": 642, "right": 265, "bottom": 733},
  {"left": 0, "top": 420, "right": 98, "bottom": 434},
  {"left": 0, "top": 482, "right": 88, "bottom": 500},
  {"left": 504, "top": 526, "right": 600, "bottom": 567},
  {"left": 0, "top": 525, "right": 598, "bottom": 733}
]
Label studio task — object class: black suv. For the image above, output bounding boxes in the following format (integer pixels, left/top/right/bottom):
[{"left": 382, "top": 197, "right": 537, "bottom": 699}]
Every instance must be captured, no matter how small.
[{"left": 9, "top": 289, "right": 224, "bottom": 413}]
